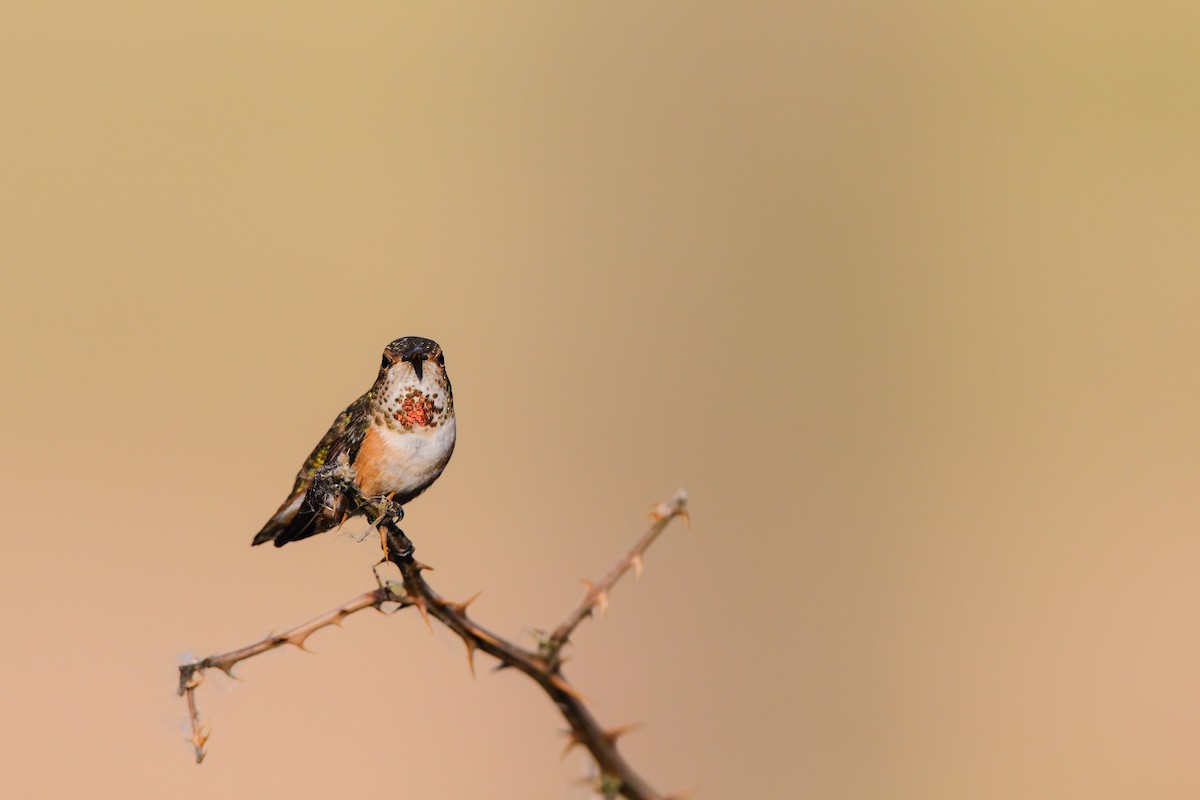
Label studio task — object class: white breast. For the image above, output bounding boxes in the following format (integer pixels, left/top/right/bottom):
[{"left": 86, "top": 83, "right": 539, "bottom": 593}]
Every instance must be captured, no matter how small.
[{"left": 367, "top": 416, "right": 456, "bottom": 500}]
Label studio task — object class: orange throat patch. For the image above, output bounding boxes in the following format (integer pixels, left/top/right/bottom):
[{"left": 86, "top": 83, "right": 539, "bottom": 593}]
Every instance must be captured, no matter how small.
[{"left": 394, "top": 389, "right": 441, "bottom": 429}]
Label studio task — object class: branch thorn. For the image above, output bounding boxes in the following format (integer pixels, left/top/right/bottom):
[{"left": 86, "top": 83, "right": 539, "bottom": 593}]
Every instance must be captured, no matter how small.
[
  {"left": 447, "top": 590, "right": 482, "bottom": 618},
  {"left": 602, "top": 722, "right": 642, "bottom": 746},
  {"left": 549, "top": 674, "right": 588, "bottom": 702},
  {"left": 185, "top": 726, "right": 210, "bottom": 763},
  {"left": 559, "top": 729, "right": 584, "bottom": 759},
  {"left": 463, "top": 637, "right": 477, "bottom": 678},
  {"left": 411, "top": 594, "right": 433, "bottom": 633},
  {"left": 287, "top": 632, "right": 315, "bottom": 652}
]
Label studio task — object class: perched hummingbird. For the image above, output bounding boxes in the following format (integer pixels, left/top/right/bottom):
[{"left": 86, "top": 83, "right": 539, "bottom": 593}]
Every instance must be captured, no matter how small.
[{"left": 252, "top": 336, "right": 456, "bottom": 547}]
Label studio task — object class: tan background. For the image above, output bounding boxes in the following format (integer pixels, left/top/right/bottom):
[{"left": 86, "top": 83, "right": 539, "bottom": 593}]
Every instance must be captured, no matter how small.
[{"left": 1, "top": 2, "right": 1197, "bottom": 798}]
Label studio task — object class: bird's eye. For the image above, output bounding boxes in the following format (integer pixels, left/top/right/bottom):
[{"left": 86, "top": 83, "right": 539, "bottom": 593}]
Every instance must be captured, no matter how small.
[
  {"left": 435, "top": 352, "right": 445, "bottom": 366},
  {"left": 381, "top": 355, "right": 391, "bottom": 370}
]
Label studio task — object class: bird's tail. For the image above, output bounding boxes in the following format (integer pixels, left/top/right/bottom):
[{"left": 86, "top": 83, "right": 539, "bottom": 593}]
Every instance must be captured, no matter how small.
[
  {"left": 252, "top": 486, "right": 350, "bottom": 547},
  {"left": 251, "top": 490, "right": 308, "bottom": 546}
]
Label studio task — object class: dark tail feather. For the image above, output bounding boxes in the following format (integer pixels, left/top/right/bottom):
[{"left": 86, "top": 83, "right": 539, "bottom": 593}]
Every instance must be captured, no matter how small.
[
  {"left": 251, "top": 485, "right": 349, "bottom": 547},
  {"left": 251, "top": 518, "right": 290, "bottom": 546}
]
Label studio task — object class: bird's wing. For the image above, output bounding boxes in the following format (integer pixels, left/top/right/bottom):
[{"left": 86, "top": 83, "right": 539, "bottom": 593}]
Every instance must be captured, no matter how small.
[{"left": 251, "top": 390, "right": 375, "bottom": 547}]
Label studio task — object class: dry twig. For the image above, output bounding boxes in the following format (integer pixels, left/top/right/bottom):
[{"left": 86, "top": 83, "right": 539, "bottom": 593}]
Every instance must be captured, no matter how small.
[
  {"left": 544, "top": 493, "right": 690, "bottom": 668},
  {"left": 178, "top": 489, "right": 689, "bottom": 800}
]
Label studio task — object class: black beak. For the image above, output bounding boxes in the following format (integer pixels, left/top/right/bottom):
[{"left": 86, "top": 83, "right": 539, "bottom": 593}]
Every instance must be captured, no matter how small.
[{"left": 386, "top": 336, "right": 441, "bottom": 382}]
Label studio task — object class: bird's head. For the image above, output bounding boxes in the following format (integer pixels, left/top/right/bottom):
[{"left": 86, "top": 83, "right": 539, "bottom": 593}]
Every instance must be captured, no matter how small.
[
  {"left": 379, "top": 336, "right": 445, "bottom": 384},
  {"left": 374, "top": 337, "right": 453, "bottom": 428}
]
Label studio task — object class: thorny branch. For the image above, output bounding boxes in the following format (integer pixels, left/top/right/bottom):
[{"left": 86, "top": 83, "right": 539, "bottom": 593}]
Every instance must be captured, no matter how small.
[
  {"left": 544, "top": 499, "right": 689, "bottom": 669},
  {"left": 178, "top": 489, "right": 690, "bottom": 800}
]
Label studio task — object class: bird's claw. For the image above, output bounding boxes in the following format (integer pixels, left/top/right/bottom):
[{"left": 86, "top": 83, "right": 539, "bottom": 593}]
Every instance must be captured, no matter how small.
[{"left": 366, "top": 495, "right": 404, "bottom": 528}]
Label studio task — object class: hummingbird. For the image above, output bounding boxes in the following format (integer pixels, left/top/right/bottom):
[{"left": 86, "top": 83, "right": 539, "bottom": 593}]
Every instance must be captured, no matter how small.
[{"left": 251, "top": 336, "right": 456, "bottom": 547}]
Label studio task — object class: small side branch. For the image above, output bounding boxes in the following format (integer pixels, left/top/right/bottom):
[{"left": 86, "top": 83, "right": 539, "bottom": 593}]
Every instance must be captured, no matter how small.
[
  {"left": 544, "top": 490, "right": 689, "bottom": 667},
  {"left": 177, "top": 588, "right": 400, "bottom": 762},
  {"left": 179, "top": 490, "right": 689, "bottom": 800}
]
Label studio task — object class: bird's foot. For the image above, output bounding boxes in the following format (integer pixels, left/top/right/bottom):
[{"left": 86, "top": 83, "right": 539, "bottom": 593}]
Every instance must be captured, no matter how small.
[{"left": 366, "top": 495, "right": 404, "bottom": 528}]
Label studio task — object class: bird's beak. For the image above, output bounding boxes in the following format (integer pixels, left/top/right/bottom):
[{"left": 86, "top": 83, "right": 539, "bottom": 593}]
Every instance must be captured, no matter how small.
[{"left": 409, "top": 358, "right": 424, "bottom": 381}]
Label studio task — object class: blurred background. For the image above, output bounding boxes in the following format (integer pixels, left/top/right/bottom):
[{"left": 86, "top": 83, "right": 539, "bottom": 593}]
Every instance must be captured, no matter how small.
[{"left": 1, "top": 2, "right": 1197, "bottom": 798}]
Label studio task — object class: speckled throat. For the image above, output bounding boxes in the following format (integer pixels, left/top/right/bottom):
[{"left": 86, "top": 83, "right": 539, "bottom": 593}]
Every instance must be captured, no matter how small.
[{"left": 371, "top": 364, "right": 454, "bottom": 433}]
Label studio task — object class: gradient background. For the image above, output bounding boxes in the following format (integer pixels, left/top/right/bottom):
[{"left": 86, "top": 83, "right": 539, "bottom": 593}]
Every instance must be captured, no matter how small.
[{"left": 1, "top": 3, "right": 1197, "bottom": 798}]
